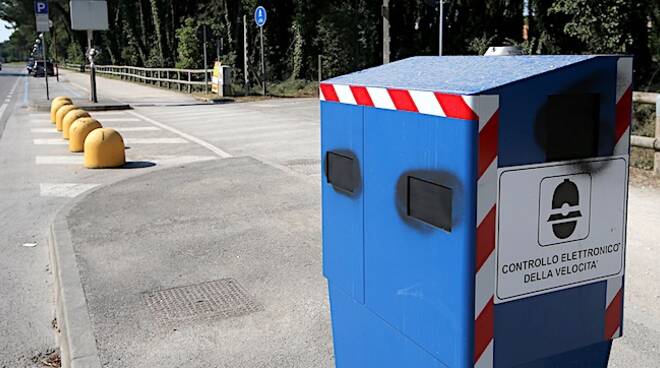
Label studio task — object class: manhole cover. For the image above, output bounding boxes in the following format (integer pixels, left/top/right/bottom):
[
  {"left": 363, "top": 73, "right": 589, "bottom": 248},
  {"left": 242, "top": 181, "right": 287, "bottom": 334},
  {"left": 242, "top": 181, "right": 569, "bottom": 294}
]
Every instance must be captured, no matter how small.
[{"left": 144, "top": 278, "right": 263, "bottom": 325}]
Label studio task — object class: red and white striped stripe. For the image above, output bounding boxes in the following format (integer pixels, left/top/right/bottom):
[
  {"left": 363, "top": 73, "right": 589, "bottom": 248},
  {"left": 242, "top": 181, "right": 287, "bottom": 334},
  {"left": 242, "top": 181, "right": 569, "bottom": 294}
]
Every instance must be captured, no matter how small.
[
  {"left": 320, "top": 83, "right": 478, "bottom": 121},
  {"left": 604, "top": 276, "right": 623, "bottom": 339},
  {"left": 605, "top": 57, "right": 631, "bottom": 341},
  {"left": 470, "top": 95, "right": 499, "bottom": 368},
  {"left": 614, "top": 57, "right": 633, "bottom": 156}
]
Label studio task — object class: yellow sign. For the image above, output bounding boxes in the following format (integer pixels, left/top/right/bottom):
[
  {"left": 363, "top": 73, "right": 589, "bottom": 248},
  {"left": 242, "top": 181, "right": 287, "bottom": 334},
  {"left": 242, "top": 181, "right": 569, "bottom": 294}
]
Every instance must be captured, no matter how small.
[{"left": 211, "top": 61, "right": 221, "bottom": 93}]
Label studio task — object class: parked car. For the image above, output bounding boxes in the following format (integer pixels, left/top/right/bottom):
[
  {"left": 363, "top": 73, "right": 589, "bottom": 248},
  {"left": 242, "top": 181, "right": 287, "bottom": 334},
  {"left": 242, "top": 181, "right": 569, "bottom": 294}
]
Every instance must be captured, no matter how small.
[
  {"left": 0, "top": 62, "right": 3, "bottom": 71},
  {"left": 26, "top": 59, "right": 35, "bottom": 74},
  {"left": 33, "top": 61, "right": 55, "bottom": 77}
]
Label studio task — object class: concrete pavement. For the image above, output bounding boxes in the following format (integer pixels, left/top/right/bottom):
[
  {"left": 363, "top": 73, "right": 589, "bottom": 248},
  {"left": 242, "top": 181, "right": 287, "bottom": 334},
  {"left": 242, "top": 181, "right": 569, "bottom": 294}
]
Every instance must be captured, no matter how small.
[
  {"left": 609, "top": 182, "right": 660, "bottom": 367},
  {"left": 59, "top": 157, "right": 333, "bottom": 368},
  {"left": 55, "top": 69, "right": 202, "bottom": 107}
]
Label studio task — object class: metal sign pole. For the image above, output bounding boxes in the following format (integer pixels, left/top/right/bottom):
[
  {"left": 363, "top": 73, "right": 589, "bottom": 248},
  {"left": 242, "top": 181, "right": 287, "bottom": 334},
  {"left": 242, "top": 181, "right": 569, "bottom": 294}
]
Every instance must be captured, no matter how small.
[
  {"left": 260, "top": 26, "right": 265, "bottom": 96},
  {"left": 43, "top": 34, "right": 50, "bottom": 100},
  {"left": 243, "top": 15, "right": 248, "bottom": 96},
  {"left": 254, "top": 6, "right": 267, "bottom": 96},
  {"left": 203, "top": 25, "right": 208, "bottom": 94},
  {"left": 34, "top": 1, "right": 50, "bottom": 99}
]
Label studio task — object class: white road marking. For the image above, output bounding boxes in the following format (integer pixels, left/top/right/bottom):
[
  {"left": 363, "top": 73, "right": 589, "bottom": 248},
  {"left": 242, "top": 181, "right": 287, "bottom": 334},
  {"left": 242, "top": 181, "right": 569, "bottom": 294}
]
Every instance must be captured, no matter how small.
[
  {"left": 113, "top": 126, "right": 160, "bottom": 132},
  {"left": 148, "top": 155, "right": 217, "bottom": 165},
  {"left": 34, "top": 137, "right": 185, "bottom": 145},
  {"left": 40, "top": 183, "right": 99, "bottom": 198},
  {"left": 0, "top": 104, "right": 7, "bottom": 122},
  {"left": 30, "top": 128, "right": 58, "bottom": 133},
  {"left": 36, "top": 156, "right": 83, "bottom": 165},
  {"left": 127, "top": 111, "right": 232, "bottom": 158},
  {"left": 125, "top": 138, "right": 188, "bottom": 144},
  {"left": 96, "top": 118, "right": 141, "bottom": 122},
  {"left": 69, "top": 81, "right": 88, "bottom": 93},
  {"left": 0, "top": 79, "right": 17, "bottom": 121},
  {"left": 36, "top": 155, "right": 216, "bottom": 165},
  {"left": 34, "top": 138, "right": 67, "bottom": 145}
]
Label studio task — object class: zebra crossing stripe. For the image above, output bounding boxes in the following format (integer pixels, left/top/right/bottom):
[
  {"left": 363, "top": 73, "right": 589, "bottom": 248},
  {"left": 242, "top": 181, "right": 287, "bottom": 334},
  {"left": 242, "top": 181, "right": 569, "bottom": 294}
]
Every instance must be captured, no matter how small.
[
  {"left": 36, "top": 155, "right": 216, "bottom": 165},
  {"left": 127, "top": 111, "right": 232, "bottom": 158},
  {"left": 33, "top": 137, "right": 187, "bottom": 145}
]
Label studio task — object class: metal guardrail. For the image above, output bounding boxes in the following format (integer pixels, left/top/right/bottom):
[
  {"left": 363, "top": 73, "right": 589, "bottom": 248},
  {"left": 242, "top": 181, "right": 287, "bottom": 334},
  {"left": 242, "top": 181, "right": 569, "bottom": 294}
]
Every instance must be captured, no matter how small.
[
  {"left": 631, "top": 92, "right": 659, "bottom": 175},
  {"left": 61, "top": 63, "right": 212, "bottom": 93}
]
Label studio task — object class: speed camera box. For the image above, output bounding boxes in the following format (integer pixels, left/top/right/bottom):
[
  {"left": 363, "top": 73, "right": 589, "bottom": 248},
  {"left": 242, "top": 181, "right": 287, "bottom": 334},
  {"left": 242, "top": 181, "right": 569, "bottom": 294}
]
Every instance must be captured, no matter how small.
[{"left": 320, "top": 55, "right": 631, "bottom": 368}]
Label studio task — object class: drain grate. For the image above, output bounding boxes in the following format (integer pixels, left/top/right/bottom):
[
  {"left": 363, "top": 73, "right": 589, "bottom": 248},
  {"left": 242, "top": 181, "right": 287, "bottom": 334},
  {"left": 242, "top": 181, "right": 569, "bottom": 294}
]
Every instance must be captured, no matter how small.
[{"left": 144, "top": 278, "right": 263, "bottom": 325}]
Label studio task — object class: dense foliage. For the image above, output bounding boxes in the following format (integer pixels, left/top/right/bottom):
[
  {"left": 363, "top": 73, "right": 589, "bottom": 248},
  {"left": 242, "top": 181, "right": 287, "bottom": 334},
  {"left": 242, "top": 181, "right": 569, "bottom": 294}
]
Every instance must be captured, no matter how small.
[{"left": 0, "top": 0, "right": 659, "bottom": 89}]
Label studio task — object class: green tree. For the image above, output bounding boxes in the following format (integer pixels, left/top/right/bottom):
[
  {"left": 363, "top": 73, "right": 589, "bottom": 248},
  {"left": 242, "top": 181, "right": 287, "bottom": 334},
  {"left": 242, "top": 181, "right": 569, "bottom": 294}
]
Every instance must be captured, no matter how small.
[
  {"left": 175, "top": 18, "right": 200, "bottom": 69},
  {"left": 548, "top": 0, "right": 654, "bottom": 86},
  {"left": 66, "top": 40, "right": 84, "bottom": 63}
]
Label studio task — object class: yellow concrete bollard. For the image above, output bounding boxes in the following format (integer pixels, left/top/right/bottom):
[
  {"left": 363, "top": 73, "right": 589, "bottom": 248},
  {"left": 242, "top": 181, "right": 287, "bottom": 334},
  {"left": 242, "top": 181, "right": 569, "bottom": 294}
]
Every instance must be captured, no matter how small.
[
  {"left": 62, "top": 109, "right": 91, "bottom": 140},
  {"left": 69, "top": 118, "right": 102, "bottom": 152},
  {"left": 52, "top": 96, "right": 71, "bottom": 104},
  {"left": 55, "top": 105, "right": 79, "bottom": 132},
  {"left": 84, "top": 128, "right": 126, "bottom": 168},
  {"left": 50, "top": 98, "right": 73, "bottom": 124}
]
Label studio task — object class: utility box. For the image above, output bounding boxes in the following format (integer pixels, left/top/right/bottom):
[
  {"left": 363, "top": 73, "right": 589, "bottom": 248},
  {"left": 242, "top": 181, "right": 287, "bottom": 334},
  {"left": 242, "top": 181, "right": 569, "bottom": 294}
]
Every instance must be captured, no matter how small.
[
  {"left": 320, "top": 56, "right": 631, "bottom": 368},
  {"left": 212, "top": 62, "right": 232, "bottom": 97}
]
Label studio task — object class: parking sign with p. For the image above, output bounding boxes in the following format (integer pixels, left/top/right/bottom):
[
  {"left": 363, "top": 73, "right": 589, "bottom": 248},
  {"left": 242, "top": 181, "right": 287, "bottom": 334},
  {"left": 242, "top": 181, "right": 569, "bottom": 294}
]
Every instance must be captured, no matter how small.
[{"left": 35, "top": 1, "right": 48, "bottom": 14}]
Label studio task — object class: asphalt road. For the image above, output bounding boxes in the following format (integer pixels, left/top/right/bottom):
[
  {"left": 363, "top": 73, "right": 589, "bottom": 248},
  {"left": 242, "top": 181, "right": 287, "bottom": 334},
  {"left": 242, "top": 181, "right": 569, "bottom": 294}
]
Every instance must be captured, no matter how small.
[
  {"left": 0, "top": 66, "right": 59, "bottom": 367},
  {"left": 0, "top": 66, "right": 22, "bottom": 138}
]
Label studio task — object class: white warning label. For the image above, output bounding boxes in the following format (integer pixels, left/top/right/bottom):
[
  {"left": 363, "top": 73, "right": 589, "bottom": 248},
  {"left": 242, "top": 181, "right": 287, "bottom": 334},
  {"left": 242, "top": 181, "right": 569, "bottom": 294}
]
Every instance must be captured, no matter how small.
[{"left": 495, "top": 157, "right": 627, "bottom": 303}]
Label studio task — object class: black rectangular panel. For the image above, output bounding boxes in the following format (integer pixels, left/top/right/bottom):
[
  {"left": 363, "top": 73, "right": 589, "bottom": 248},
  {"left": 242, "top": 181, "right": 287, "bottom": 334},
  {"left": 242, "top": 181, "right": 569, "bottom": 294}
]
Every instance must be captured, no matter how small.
[
  {"left": 327, "top": 151, "right": 356, "bottom": 194},
  {"left": 407, "top": 176, "right": 452, "bottom": 231},
  {"left": 545, "top": 93, "right": 600, "bottom": 161}
]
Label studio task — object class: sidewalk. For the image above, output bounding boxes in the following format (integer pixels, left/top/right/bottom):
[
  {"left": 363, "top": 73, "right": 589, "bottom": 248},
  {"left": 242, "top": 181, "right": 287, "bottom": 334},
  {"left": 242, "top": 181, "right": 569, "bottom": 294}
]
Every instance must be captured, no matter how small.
[
  {"left": 54, "top": 70, "right": 202, "bottom": 106},
  {"left": 26, "top": 69, "right": 204, "bottom": 110},
  {"left": 51, "top": 157, "right": 333, "bottom": 368}
]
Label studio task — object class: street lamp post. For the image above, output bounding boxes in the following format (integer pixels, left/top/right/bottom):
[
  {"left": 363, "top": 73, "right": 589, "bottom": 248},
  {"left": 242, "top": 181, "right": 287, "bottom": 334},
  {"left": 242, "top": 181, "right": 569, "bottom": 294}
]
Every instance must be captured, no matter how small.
[
  {"left": 203, "top": 24, "right": 208, "bottom": 94},
  {"left": 87, "top": 31, "right": 98, "bottom": 103},
  {"left": 439, "top": 0, "right": 445, "bottom": 56},
  {"left": 382, "top": 0, "right": 390, "bottom": 64}
]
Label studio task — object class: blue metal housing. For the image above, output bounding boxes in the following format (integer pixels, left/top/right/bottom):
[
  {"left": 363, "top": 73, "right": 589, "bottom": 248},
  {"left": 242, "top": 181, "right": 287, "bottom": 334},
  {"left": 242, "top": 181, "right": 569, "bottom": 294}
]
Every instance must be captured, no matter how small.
[{"left": 321, "top": 55, "right": 623, "bottom": 368}]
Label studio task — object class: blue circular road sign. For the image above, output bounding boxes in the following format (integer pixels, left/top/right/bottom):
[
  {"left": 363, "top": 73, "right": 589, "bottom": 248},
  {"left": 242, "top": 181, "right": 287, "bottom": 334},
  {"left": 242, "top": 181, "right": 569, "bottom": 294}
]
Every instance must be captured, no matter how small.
[{"left": 254, "top": 6, "right": 267, "bottom": 27}]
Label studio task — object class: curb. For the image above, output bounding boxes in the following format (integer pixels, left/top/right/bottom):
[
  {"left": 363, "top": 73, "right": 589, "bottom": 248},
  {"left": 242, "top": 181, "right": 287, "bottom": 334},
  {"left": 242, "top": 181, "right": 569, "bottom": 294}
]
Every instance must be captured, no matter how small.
[
  {"left": 30, "top": 101, "right": 132, "bottom": 113},
  {"left": 191, "top": 95, "right": 234, "bottom": 104},
  {"left": 49, "top": 199, "right": 103, "bottom": 368},
  {"left": 46, "top": 159, "right": 228, "bottom": 368}
]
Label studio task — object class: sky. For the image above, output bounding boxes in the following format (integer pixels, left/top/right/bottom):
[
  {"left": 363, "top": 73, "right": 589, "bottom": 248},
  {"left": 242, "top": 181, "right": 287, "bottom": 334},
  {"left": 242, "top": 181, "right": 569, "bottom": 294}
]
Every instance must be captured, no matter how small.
[{"left": 0, "top": 20, "right": 14, "bottom": 42}]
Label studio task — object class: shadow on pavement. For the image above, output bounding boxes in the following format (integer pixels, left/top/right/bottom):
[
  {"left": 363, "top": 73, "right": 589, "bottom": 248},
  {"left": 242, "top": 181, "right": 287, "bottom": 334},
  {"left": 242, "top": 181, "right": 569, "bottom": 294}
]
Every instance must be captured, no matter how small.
[{"left": 121, "top": 161, "right": 156, "bottom": 169}]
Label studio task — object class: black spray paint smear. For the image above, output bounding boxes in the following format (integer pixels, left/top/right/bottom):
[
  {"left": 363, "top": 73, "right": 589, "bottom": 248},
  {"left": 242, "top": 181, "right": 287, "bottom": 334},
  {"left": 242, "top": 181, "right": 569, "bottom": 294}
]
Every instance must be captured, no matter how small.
[
  {"left": 324, "top": 149, "right": 362, "bottom": 196},
  {"left": 532, "top": 70, "right": 616, "bottom": 176},
  {"left": 395, "top": 169, "right": 463, "bottom": 233}
]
